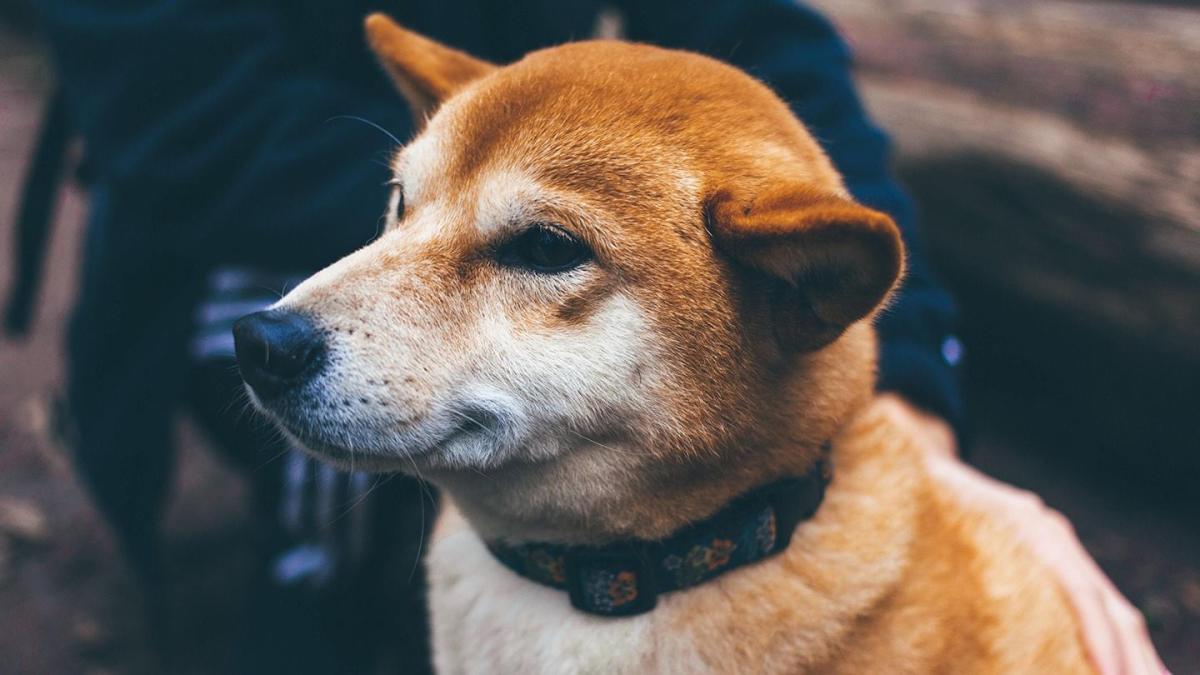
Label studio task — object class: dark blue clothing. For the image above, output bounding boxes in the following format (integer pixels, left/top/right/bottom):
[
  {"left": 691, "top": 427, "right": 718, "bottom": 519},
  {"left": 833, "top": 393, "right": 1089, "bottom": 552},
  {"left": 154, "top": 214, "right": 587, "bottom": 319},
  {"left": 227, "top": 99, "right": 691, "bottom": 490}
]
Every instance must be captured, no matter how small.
[{"left": 34, "top": 0, "right": 960, "bottom": 589}]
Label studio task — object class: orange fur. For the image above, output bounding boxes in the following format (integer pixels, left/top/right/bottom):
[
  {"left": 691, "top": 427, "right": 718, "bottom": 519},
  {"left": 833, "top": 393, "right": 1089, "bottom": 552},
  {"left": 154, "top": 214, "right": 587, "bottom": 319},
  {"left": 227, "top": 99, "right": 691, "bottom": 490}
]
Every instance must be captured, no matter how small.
[{"left": 257, "top": 16, "right": 1095, "bottom": 673}]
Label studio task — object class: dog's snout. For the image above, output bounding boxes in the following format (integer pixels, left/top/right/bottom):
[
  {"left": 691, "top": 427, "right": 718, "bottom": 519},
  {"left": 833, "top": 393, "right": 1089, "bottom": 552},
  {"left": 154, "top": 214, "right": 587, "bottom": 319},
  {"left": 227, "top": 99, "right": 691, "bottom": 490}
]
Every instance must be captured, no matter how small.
[{"left": 233, "top": 310, "right": 325, "bottom": 398}]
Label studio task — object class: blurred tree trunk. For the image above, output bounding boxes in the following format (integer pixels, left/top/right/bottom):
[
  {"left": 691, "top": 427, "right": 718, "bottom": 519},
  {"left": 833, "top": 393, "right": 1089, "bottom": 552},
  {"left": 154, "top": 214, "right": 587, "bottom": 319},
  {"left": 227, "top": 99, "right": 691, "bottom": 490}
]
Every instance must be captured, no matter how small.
[{"left": 813, "top": 0, "right": 1200, "bottom": 365}]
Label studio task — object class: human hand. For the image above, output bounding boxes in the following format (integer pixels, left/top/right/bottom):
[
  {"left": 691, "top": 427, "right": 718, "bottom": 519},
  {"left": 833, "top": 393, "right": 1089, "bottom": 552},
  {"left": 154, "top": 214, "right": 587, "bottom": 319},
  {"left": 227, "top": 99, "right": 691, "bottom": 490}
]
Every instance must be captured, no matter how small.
[{"left": 878, "top": 394, "right": 1168, "bottom": 675}]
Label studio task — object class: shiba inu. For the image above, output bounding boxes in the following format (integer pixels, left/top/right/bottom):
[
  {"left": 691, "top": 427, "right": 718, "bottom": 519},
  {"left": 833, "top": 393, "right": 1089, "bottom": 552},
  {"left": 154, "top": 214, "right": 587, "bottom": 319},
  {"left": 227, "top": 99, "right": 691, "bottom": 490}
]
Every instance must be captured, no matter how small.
[{"left": 234, "top": 14, "right": 1093, "bottom": 673}]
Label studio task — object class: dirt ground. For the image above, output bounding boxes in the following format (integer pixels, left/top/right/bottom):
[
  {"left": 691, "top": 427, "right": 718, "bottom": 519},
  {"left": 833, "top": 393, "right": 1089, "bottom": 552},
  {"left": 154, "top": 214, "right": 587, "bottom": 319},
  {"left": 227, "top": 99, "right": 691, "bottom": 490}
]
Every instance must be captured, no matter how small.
[{"left": 1, "top": 26, "right": 1197, "bottom": 675}]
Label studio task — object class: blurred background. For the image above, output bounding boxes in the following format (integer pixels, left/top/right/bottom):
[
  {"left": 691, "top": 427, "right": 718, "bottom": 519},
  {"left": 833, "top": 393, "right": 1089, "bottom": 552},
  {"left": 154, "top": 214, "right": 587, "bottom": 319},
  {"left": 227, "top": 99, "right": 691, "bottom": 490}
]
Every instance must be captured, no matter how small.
[{"left": 1, "top": 0, "right": 1198, "bottom": 673}]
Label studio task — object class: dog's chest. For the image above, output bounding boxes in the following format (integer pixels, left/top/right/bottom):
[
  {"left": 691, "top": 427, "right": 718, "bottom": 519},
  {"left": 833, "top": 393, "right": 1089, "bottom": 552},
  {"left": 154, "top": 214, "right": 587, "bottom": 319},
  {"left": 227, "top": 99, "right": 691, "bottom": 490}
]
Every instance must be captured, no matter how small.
[{"left": 426, "top": 524, "right": 709, "bottom": 675}]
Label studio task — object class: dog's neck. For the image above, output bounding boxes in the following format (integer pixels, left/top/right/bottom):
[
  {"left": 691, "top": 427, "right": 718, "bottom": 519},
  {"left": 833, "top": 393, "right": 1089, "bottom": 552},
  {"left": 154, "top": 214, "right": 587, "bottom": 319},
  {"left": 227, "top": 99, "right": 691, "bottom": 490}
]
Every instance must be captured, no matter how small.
[
  {"left": 429, "top": 325, "right": 879, "bottom": 547},
  {"left": 432, "top": 435, "right": 835, "bottom": 547}
]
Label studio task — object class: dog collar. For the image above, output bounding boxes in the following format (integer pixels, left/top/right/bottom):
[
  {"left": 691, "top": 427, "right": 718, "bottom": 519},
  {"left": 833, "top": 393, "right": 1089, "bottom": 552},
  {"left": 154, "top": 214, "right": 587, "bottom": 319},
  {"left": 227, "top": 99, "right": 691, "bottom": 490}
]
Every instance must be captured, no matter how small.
[{"left": 486, "top": 449, "right": 832, "bottom": 617}]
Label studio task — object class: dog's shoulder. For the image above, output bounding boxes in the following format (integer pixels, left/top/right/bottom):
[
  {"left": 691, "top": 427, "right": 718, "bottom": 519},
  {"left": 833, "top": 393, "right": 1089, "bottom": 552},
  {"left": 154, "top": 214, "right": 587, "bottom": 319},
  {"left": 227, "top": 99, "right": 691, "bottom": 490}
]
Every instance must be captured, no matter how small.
[
  {"left": 767, "top": 400, "right": 1093, "bottom": 674},
  {"left": 917, "top": 470, "right": 1095, "bottom": 673},
  {"left": 861, "top": 399, "right": 1094, "bottom": 674}
]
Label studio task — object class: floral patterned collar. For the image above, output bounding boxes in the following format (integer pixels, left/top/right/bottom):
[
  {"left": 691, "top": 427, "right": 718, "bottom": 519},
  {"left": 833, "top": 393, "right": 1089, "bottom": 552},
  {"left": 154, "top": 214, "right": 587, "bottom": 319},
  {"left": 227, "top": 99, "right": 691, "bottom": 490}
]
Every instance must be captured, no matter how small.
[{"left": 486, "top": 450, "right": 833, "bottom": 617}]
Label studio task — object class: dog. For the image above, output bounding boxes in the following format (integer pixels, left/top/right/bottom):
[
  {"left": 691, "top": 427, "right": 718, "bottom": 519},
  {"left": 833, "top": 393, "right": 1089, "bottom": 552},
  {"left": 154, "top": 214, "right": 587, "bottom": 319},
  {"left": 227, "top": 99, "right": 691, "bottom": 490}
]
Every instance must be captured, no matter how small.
[{"left": 233, "top": 15, "right": 1094, "bottom": 673}]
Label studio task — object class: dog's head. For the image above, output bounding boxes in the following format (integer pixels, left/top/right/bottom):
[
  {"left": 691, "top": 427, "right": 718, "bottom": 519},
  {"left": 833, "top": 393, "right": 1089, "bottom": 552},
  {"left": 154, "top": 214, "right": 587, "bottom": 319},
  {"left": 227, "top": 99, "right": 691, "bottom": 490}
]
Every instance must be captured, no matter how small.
[{"left": 235, "top": 16, "right": 903, "bottom": 538}]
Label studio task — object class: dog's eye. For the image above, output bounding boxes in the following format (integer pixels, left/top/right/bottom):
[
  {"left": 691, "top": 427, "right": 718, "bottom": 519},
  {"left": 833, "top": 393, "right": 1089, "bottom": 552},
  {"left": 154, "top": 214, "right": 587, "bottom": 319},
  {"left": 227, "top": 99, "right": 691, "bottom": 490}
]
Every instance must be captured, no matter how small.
[
  {"left": 496, "top": 225, "right": 592, "bottom": 274},
  {"left": 387, "top": 178, "right": 405, "bottom": 222}
]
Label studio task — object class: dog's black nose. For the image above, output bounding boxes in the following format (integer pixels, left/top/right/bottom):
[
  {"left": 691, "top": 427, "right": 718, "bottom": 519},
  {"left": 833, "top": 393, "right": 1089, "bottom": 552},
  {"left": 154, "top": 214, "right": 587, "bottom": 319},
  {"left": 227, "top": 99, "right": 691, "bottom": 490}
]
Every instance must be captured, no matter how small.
[{"left": 233, "top": 310, "right": 324, "bottom": 398}]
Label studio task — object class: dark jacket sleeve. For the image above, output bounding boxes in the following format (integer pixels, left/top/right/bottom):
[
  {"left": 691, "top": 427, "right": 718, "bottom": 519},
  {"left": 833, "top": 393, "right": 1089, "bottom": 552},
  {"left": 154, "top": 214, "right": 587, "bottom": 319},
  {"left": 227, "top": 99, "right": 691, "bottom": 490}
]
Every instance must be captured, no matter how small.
[
  {"left": 34, "top": 0, "right": 408, "bottom": 271},
  {"left": 616, "top": 0, "right": 965, "bottom": 434}
]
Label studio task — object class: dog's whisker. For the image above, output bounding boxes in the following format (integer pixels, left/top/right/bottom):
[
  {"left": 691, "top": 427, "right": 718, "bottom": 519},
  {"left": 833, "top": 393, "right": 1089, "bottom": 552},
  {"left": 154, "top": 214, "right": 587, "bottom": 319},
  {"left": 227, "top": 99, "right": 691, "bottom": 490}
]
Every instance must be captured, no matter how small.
[
  {"left": 322, "top": 472, "right": 400, "bottom": 530},
  {"left": 324, "top": 114, "right": 403, "bottom": 147},
  {"left": 566, "top": 428, "right": 639, "bottom": 458},
  {"left": 247, "top": 283, "right": 286, "bottom": 301},
  {"left": 255, "top": 443, "right": 294, "bottom": 471},
  {"left": 404, "top": 454, "right": 434, "bottom": 582}
]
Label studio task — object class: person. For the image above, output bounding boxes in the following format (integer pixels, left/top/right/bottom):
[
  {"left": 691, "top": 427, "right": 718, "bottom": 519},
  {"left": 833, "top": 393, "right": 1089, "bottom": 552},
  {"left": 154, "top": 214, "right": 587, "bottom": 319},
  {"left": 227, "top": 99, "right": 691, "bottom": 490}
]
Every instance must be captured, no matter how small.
[{"left": 19, "top": 1, "right": 1162, "bottom": 673}]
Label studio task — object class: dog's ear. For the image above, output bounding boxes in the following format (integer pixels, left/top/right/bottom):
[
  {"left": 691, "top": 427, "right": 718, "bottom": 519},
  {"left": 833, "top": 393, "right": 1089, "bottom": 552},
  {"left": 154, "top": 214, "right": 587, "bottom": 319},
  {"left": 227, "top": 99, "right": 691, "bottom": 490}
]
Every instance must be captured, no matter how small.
[
  {"left": 365, "top": 14, "right": 496, "bottom": 123},
  {"left": 710, "top": 184, "right": 904, "bottom": 352}
]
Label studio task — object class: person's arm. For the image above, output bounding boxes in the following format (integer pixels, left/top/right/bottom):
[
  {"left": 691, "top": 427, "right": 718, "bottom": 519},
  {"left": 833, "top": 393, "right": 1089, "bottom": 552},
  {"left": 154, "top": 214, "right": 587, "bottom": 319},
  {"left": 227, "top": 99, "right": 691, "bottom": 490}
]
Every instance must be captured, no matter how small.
[
  {"left": 614, "top": 0, "right": 963, "bottom": 435},
  {"left": 34, "top": 0, "right": 408, "bottom": 271}
]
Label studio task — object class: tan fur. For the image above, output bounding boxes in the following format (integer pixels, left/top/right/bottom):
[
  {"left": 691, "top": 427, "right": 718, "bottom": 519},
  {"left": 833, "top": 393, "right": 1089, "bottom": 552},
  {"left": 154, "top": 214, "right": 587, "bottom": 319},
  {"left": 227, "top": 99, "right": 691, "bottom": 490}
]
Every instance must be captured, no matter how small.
[
  {"left": 253, "top": 15, "right": 1094, "bottom": 673},
  {"left": 428, "top": 399, "right": 1091, "bottom": 673}
]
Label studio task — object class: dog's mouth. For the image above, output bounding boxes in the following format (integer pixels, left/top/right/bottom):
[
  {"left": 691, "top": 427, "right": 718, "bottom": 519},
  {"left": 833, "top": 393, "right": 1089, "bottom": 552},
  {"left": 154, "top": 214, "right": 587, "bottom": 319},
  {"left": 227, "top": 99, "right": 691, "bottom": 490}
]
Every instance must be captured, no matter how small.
[{"left": 250, "top": 386, "right": 510, "bottom": 472}]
